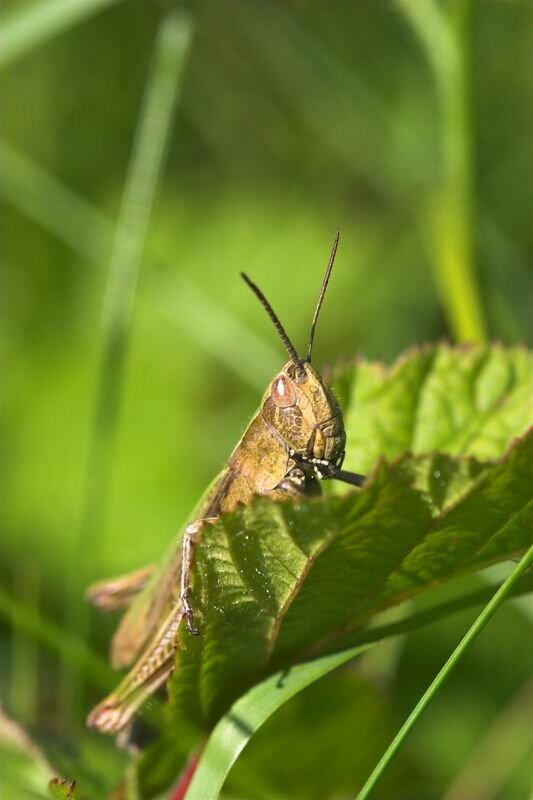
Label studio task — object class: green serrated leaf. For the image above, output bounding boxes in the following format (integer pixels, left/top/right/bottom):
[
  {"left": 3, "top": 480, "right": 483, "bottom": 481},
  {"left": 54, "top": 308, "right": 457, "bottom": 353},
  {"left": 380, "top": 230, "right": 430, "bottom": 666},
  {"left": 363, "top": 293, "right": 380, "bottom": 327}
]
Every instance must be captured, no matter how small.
[
  {"left": 339, "top": 344, "right": 533, "bottom": 470},
  {"left": 169, "top": 436, "right": 533, "bottom": 730},
  {"left": 185, "top": 546, "right": 533, "bottom": 800}
]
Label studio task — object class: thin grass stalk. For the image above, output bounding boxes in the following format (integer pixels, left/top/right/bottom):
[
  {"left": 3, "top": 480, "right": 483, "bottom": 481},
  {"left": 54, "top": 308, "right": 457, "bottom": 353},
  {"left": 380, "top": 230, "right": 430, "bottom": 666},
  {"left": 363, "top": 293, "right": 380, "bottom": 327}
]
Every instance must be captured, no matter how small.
[
  {"left": 395, "top": 0, "right": 486, "bottom": 343},
  {"left": 0, "top": 140, "right": 281, "bottom": 387},
  {"left": 10, "top": 567, "right": 40, "bottom": 724},
  {"left": 62, "top": 9, "right": 193, "bottom": 724},
  {"left": 355, "top": 545, "right": 533, "bottom": 800},
  {"left": 0, "top": 585, "right": 112, "bottom": 690},
  {"left": 0, "top": 0, "right": 122, "bottom": 71},
  {"left": 0, "top": 139, "right": 111, "bottom": 263}
]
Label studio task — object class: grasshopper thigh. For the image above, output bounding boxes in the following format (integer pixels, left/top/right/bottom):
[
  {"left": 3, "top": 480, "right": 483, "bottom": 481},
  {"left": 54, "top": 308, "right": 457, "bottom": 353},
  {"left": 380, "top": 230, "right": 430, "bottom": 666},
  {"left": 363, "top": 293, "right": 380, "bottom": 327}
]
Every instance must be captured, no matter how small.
[{"left": 87, "top": 603, "right": 182, "bottom": 734}]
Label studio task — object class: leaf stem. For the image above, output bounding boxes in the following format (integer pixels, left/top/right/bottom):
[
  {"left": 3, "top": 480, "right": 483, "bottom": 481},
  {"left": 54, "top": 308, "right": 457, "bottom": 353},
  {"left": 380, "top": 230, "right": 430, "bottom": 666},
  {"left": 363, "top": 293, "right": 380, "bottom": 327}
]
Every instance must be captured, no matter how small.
[{"left": 355, "top": 545, "right": 533, "bottom": 800}]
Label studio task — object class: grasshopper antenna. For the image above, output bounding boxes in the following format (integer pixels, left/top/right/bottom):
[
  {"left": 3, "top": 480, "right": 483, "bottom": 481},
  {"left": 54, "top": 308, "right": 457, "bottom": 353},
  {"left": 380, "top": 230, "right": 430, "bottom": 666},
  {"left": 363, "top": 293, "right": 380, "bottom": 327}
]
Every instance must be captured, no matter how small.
[
  {"left": 307, "top": 229, "right": 339, "bottom": 362},
  {"left": 241, "top": 272, "right": 304, "bottom": 375}
]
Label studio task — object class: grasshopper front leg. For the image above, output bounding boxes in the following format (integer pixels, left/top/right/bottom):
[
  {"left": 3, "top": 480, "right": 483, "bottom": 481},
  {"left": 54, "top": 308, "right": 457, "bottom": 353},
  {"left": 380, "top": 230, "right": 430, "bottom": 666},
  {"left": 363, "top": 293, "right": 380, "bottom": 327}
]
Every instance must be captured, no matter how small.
[{"left": 180, "top": 517, "right": 218, "bottom": 636}]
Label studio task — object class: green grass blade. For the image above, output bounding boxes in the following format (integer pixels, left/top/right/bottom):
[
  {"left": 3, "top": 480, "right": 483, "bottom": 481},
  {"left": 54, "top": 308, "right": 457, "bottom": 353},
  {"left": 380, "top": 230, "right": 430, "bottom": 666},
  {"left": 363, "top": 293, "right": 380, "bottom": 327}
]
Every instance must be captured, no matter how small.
[
  {"left": 152, "top": 274, "right": 281, "bottom": 389},
  {"left": 62, "top": 9, "right": 193, "bottom": 722},
  {"left": 0, "top": 0, "right": 122, "bottom": 71},
  {"left": 9, "top": 568, "right": 40, "bottom": 725},
  {"left": 0, "top": 139, "right": 111, "bottom": 263},
  {"left": 185, "top": 644, "right": 373, "bottom": 800},
  {"left": 355, "top": 544, "right": 533, "bottom": 800},
  {"left": 0, "top": 140, "right": 281, "bottom": 387},
  {"left": 395, "top": 0, "right": 486, "bottom": 344},
  {"left": 99, "top": 9, "right": 193, "bottom": 338},
  {"left": 0, "top": 586, "right": 112, "bottom": 690}
]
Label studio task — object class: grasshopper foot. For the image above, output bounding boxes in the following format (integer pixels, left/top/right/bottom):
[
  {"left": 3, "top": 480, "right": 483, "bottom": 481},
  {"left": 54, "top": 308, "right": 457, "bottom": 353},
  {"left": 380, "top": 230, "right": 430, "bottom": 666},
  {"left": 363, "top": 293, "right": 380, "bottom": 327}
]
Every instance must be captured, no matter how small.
[{"left": 181, "top": 520, "right": 209, "bottom": 636}]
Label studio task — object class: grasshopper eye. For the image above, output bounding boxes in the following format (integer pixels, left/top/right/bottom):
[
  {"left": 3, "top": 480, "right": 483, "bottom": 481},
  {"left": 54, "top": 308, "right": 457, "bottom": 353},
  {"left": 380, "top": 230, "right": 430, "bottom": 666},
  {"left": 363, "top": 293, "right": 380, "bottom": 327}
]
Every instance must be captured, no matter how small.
[{"left": 271, "top": 374, "right": 296, "bottom": 408}]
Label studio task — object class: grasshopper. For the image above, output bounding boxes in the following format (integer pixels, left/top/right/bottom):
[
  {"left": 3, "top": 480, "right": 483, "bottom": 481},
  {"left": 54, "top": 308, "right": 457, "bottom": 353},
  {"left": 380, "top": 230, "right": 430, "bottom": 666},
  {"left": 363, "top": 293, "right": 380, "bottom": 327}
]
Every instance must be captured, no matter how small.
[{"left": 87, "top": 231, "right": 364, "bottom": 734}]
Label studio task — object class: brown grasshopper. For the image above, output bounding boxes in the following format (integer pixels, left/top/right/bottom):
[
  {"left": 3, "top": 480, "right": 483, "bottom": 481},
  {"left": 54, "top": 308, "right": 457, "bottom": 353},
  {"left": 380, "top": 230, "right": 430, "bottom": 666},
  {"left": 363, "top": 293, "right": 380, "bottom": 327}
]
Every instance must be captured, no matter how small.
[{"left": 86, "top": 231, "right": 364, "bottom": 734}]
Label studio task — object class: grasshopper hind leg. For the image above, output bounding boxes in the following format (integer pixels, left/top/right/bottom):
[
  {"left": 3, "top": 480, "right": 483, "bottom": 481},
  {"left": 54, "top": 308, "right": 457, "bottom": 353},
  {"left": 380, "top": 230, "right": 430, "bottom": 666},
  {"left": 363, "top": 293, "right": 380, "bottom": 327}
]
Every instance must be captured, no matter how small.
[
  {"left": 88, "top": 516, "right": 217, "bottom": 734},
  {"left": 87, "top": 605, "right": 182, "bottom": 734}
]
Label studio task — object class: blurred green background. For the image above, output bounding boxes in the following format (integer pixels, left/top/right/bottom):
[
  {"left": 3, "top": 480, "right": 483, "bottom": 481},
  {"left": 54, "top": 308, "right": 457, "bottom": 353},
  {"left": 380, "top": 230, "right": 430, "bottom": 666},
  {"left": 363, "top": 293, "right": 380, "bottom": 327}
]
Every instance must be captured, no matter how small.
[{"left": 1, "top": 1, "right": 532, "bottom": 798}]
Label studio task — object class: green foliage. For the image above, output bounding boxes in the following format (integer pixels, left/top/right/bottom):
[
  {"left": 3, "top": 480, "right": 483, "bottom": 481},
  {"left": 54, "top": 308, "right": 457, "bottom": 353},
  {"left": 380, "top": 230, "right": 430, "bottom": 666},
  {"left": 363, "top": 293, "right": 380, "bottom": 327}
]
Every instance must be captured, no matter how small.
[
  {"left": 185, "top": 645, "right": 375, "bottom": 800},
  {"left": 134, "top": 344, "right": 533, "bottom": 796},
  {"left": 339, "top": 344, "right": 533, "bottom": 466},
  {"left": 174, "top": 344, "right": 532, "bottom": 719},
  {"left": 354, "top": 544, "right": 533, "bottom": 800},
  {"left": 49, "top": 778, "right": 78, "bottom": 800},
  {"left": 0, "top": 709, "right": 53, "bottom": 800},
  {"left": 186, "top": 547, "right": 533, "bottom": 800},
  {"left": 3, "top": 341, "right": 533, "bottom": 798},
  {"left": 2, "top": 1, "right": 533, "bottom": 799}
]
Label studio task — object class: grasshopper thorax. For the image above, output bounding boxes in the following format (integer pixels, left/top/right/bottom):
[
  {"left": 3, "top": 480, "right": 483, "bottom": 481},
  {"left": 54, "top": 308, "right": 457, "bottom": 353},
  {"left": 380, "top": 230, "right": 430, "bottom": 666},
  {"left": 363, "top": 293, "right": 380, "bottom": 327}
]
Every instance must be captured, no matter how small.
[{"left": 261, "top": 360, "right": 345, "bottom": 468}]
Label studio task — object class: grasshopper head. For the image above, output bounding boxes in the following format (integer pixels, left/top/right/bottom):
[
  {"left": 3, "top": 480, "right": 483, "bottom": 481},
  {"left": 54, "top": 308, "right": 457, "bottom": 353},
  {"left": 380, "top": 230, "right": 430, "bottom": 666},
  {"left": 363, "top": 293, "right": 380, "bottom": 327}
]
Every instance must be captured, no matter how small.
[
  {"left": 261, "top": 360, "right": 345, "bottom": 467},
  {"left": 243, "top": 231, "right": 346, "bottom": 474}
]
